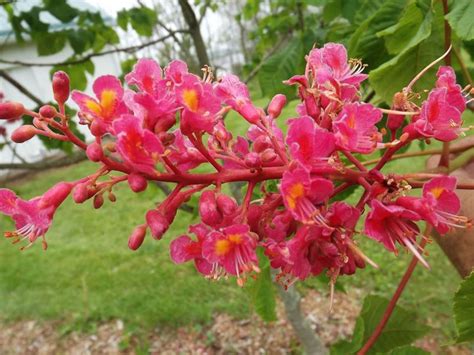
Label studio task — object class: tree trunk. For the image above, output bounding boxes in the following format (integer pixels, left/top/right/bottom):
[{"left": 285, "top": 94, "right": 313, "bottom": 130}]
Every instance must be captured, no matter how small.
[{"left": 178, "top": 0, "right": 211, "bottom": 69}]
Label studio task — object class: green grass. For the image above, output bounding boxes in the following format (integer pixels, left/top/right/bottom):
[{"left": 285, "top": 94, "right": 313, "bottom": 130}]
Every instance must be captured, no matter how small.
[{"left": 0, "top": 102, "right": 469, "bottom": 338}]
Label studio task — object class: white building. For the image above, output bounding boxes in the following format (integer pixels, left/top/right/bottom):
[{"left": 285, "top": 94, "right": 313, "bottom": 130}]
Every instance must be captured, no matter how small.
[{"left": 0, "top": 0, "right": 121, "bottom": 167}]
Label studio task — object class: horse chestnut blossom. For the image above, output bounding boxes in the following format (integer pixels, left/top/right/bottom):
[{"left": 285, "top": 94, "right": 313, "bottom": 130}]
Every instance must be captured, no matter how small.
[{"left": 0, "top": 43, "right": 472, "bottom": 294}]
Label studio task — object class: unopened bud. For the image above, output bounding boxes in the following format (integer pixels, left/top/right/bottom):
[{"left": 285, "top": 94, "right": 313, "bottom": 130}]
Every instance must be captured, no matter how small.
[
  {"left": 268, "top": 94, "right": 286, "bottom": 118},
  {"left": 108, "top": 191, "right": 117, "bottom": 202},
  {"left": 52, "top": 71, "right": 70, "bottom": 105},
  {"left": 216, "top": 194, "right": 238, "bottom": 216},
  {"left": 199, "top": 190, "right": 223, "bottom": 226},
  {"left": 154, "top": 115, "right": 176, "bottom": 133},
  {"left": 158, "top": 132, "right": 175, "bottom": 146},
  {"left": 253, "top": 136, "right": 272, "bottom": 153},
  {"left": 128, "top": 225, "right": 147, "bottom": 250},
  {"left": 387, "top": 113, "right": 405, "bottom": 131},
  {"left": 260, "top": 148, "right": 277, "bottom": 162},
  {"left": 39, "top": 105, "right": 57, "bottom": 118},
  {"left": 128, "top": 173, "right": 148, "bottom": 193},
  {"left": 244, "top": 152, "right": 261, "bottom": 168},
  {"left": 86, "top": 142, "right": 104, "bottom": 162},
  {"left": 41, "top": 182, "right": 73, "bottom": 207},
  {"left": 93, "top": 194, "right": 104, "bottom": 209},
  {"left": 238, "top": 103, "right": 260, "bottom": 124},
  {"left": 90, "top": 120, "right": 106, "bottom": 137},
  {"left": 11, "top": 125, "right": 37, "bottom": 143},
  {"left": 73, "top": 183, "right": 94, "bottom": 203},
  {"left": 146, "top": 210, "right": 170, "bottom": 239},
  {"left": 0, "top": 101, "right": 25, "bottom": 120}
]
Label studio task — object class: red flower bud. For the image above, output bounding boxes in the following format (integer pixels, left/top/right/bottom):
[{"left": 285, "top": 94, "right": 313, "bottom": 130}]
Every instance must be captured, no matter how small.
[
  {"left": 216, "top": 194, "right": 238, "bottom": 216},
  {"left": 73, "top": 183, "right": 94, "bottom": 203},
  {"left": 93, "top": 194, "right": 104, "bottom": 209},
  {"left": 244, "top": 152, "right": 262, "bottom": 168},
  {"left": 128, "top": 225, "right": 147, "bottom": 250},
  {"left": 199, "top": 190, "right": 223, "bottom": 226},
  {"left": 41, "top": 182, "right": 73, "bottom": 207},
  {"left": 260, "top": 148, "right": 277, "bottom": 163},
  {"left": 238, "top": 103, "right": 260, "bottom": 124},
  {"left": 39, "top": 105, "right": 57, "bottom": 118},
  {"left": 268, "top": 94, "right": 287, "bottom": 118},
  {"left": 90, "top": 120, "right": 106, "bottom": 137},
  {"left": 86, "top": 142, "right": 104, "bottom": 162},
  {"left": 128, "top": 173, "right": 148, "bottom": 193},
  {"left": 146, "top": 210, "right": 170, "bottom": 240},
  {"left": 253, "top": 136, "right": 272, "bottom": 153},
  {"left": 108, "top": 192, "right": 117, "bottom": 202},
  {"left": 0, "top": 101, "right": 25, "bottom": 120},
  {"left": 158, "top": 132, "right": 175, "bottom": 146},
  {"left": 387, "top": 113, "right": 405, "bottom": 131},
  {"left": 11, "top": 125, "right": 37, "bottom": 143},
  {"left": 52, "top": 71, "right": 70, "bottom": 105}
]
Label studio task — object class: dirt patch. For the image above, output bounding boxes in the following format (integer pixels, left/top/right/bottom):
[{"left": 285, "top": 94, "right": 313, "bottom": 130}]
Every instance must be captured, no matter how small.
[{"left": 0, "top": 290, "right": 469, "bottom": 354}]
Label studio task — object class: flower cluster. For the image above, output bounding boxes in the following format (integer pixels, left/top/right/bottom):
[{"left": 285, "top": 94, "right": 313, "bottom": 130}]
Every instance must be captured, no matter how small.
[{"left": 0, "top": 43, "right": 471, "bottom": 291}]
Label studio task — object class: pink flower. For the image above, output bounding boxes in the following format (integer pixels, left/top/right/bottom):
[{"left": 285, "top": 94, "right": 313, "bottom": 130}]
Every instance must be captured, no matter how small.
[
  {"left": 364, "top": 200, "right": 428, "bottom": 267},
  {"left": 113, "top": 115, "right": 164, "bottom": 175},
  {"left": 333, "top": 103, "right": 383, "bottom": 154},
  {"left": 176, "top": 74, "right": 222, "bottom": 134},
  {"left": 72, "top": 76, "right": 128, "bottom": 132},
  {"left": 397, "top": 176, "right": 469, "bottom": 234},
  {"left": 167, "top": 129, "right": 207, "bottom": 171},
  {"left": 215, "top": 74, "right": 260, "bottom": 123},
  {"left": 435, "top": 66, "right": 466, "bottom": 113},
  {"left": 0, "top": 182, "right": 72, "bottom": 249},
  {"left": 125, "top": 58, "right": 162, "bottom": 95},
  {"left": 202, "top": 224, "right": 259, "bottom": 279},
  {"left": 412, "top": 88, "right": 463, "bottom": 142},
  {"left": 170, "top": 224, "right": 213, "bottom": 275},
  {"left": 280, "top": 163, "right": 333, "bottom": 225},
  {"left": 164, "top": 60, "right": 189, "bottom": 86},
  {"left": 287, "top": 115, "right": 335, "bottom": 167}
]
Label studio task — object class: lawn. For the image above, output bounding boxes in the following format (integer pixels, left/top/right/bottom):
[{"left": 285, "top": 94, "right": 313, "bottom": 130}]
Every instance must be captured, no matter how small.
[{"left": 0, "top": 98, "right": 468, "bottom": 341}]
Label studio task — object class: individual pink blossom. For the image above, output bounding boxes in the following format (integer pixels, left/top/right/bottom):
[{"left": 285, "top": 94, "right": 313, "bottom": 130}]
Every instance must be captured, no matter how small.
[
  {"left": 0, "top": 182, "right": 72, "bottom": 249},
  {"left": 286, "top": 115, "right": 335, "bottom": 167},
  {"left": 170, "top": 223, "right": 213, "bottom": 275},
  {"left": 412, "top": 88, "right": 463, "bottom": 142},
  {"left": 167, "top": 129, "right": 207, "bottom": 171},
  {"left": 199, "top": 190, "right": 223, "bottom": 227},
  {"left": 202, "top": 224, "right": 259, "bottom": 280},
  {"left": 215, "top": 74, "right": 260, "bottom": 123},
  {"left": 364, "top": 200, "right": 428, "bottom": 268},
  {"left": 164, "top": 60, "right": 189, "bottom": 86},
  {"left": 333, "top": 102, "right": 383, "bottom": 154},
  {"left": 72, "top": 76, "right": 128, "bottom": 132},
  {"left": 113, "top": 115, "right": 164, "bottom": 175},
  {"left": 435, "top": 66, "right": 466, "bottom": 113},
  {"left": 397, "top": 176, "right": 469, "bottom": 234},
  {"left": 280, "top": 163, "right": 333, "bottom": 225},
  {"left": 176, "top": 74, "right": 222, "bottom": 134},
  {"left": 125, "top": 58, "right": 162, "bottom": 95}
]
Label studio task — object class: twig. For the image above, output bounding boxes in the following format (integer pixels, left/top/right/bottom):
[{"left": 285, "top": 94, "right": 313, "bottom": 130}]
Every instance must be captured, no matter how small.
[{"left": 0, "top": 70, "right": 44, "bottom": 106}]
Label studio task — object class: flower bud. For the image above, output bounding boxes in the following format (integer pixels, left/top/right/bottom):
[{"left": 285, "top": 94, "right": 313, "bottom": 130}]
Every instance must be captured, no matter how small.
[
  {"left": 0, "top": 101, "right": 25, "bottom": 120},
  {"left": 154, "top": 115, "right": 176, "bottom": 133},
  {"left": 238, "top": 103, "right": 260, "bottom": 124},
  {"left": 90, "top": 120, "right": 106, "bottom": 137},
  {"left": 39, "top": 105, "right": 57, "bottom": 118},
  {"left": 244, "top": 152, "right": 261, "bottom": 168},
  {"left": 253, "top": 136, "right": 272, "bottom": 153},
  {"left": 128, "top": 225, "right": 147, "bottom": 251},
  {"left": 86, "top": 142, "right": 104, "bottom": 162},
  {"left": 199, "top": 190, "right": 223, "bottom": 226},
  {"left": 108, "top": 191, "right": 117, "bottom": 202},
  {"left": 52, "top": 71, "right": 70, "bottom": 105},
  {"left": 268, "top": 94, "right": 287, "bottom": 118},
  {"left": 260, "top": 148, "right": 277, "bottom": 163},
  {"left": 216, "top": 194, "right": 238, "bottom": 216},
  {"left": 158, "top": 132, "right": 175, "bottom": 146},
  {"left": 146, "top": 210, "right": 170, "bottom": 240},
  {"left": 128, "top": 173, "right": 148, "bottom": 193},
  {"left": 73, "top": 183, "right": 94, "bottom": 203},
  {"left": 41, "top": 182, "right": 73, "bottom": 207},
  {"left": 93, "top": 194, "right": 104, "bottom": 209},
  {"left": 387, "top": 113, "right": 405, "bottom": 131},
  {"left": 11, "top": 125, "right": 37, "bottom": 143}
]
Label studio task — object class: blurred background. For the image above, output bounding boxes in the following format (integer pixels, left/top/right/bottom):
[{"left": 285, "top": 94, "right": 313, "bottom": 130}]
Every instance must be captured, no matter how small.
[{"left": 0, "top": 0, "right": 473, "bottom": 353}]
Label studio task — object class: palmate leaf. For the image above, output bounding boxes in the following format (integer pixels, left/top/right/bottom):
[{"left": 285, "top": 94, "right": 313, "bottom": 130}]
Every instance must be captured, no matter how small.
[
  {"left": 453, "top": 272, "right": 474, "bottom": 343},
  {"left": 258, "top": 39, "right": 305, "bottom": 98},
  {"left": 445, "top": 0, "right": 474, "bottom": 41},
  {"left": 331, "top": 295, "right": 430, "bottom": 354}
]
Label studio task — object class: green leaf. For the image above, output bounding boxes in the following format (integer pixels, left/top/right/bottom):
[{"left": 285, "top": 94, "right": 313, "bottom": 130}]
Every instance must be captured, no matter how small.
[
  {"left": 330, "top": 318, "right": 365, "bottom": 355},
  {"left": 117, "top": 10, "right": 129, "bottom": 30},
  {"left": 369, "top": 2, "right": 444, "bottom": 103},
  {"left": 348, "top": 0, "right": 408, "bottom": 69},
  {"left": 258, "top": 39, "right": 304, "bottom": 98},
  {"left": 129, "top": 7, "right": 157, "bottom": 37},
  {"left": 445, "top": 0, "right": 474, "bottom": 40},
  {"left": 453, "top": 272, "right": 474, "bottom": 343},
  {"left": 68, "top": 29, "right": 94, "bottom": 54},
  {"left": 330, "top": 184, "right": 360, "bottom": 203},
  {"left": 246, "top": 248, "right": 277, "bottom": 322},
  {"left": 323, "top": 0, "right": 363, "bottom": 23},
  {"left": 359, "top": 296, "right": 430, "bottom": 354},
  {"left": 35, "top": 32, "right": 67, "bottom": 56},
  {"left": 44, "top": 0, "right": 78, "bottom": 23},
  {"left": 377, "top": 1, "right": 429, "bottom": 55}
]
